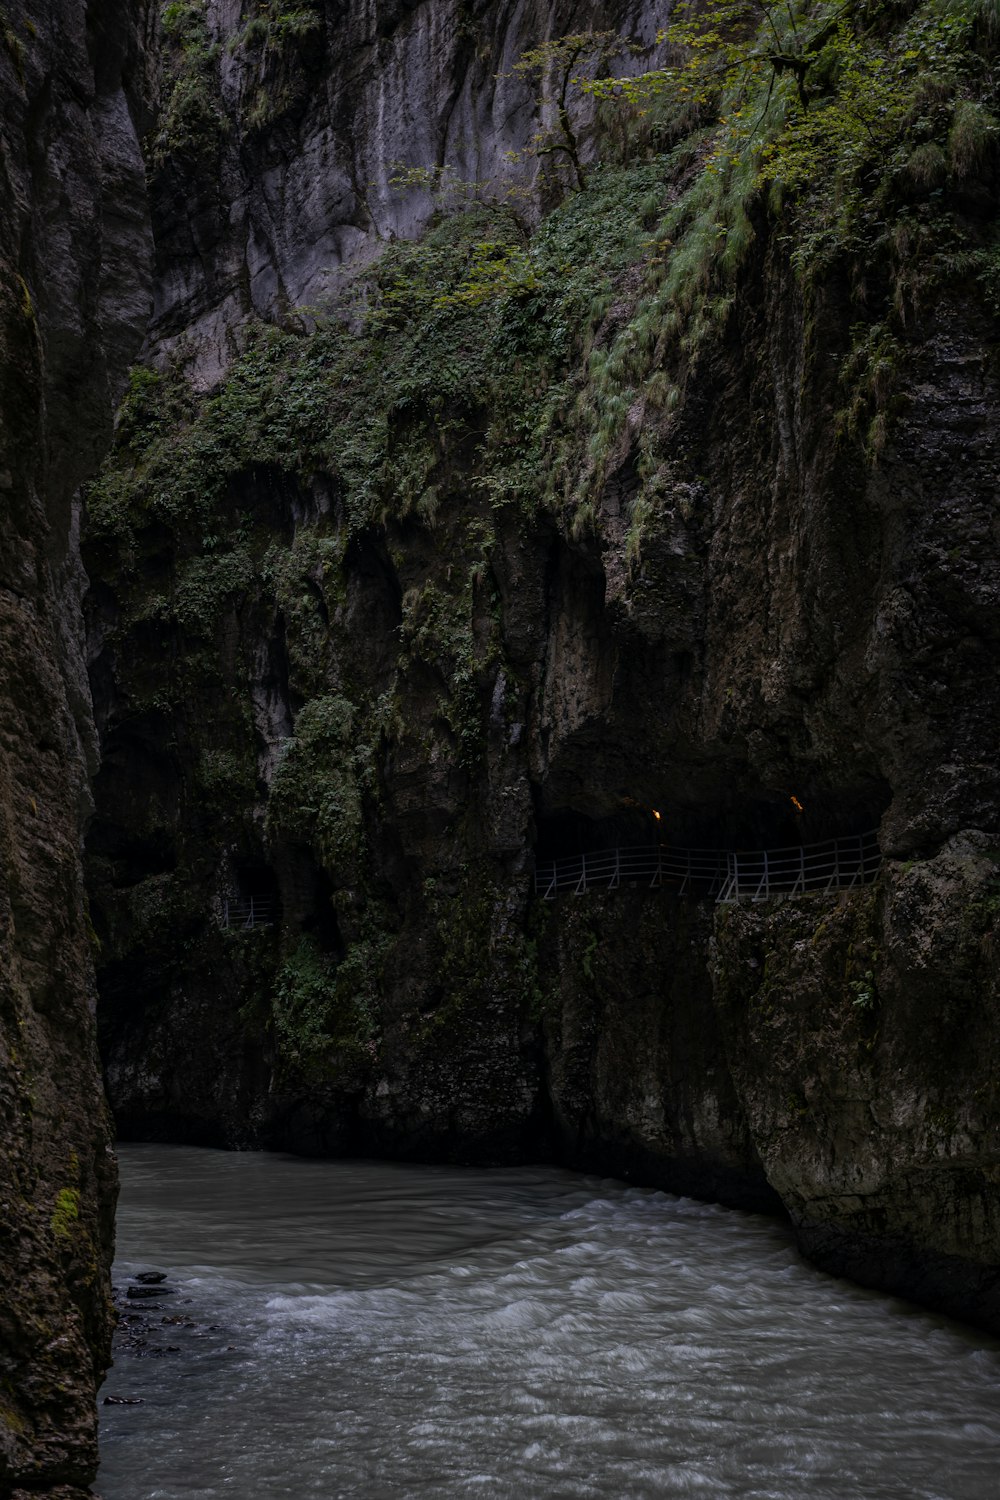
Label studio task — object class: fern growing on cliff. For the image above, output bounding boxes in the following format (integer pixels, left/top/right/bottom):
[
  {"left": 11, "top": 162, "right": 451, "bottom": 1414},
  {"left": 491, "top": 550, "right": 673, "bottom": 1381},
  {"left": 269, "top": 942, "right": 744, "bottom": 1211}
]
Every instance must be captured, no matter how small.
[{"left": 154, "top": 1, "right": 225, "bottom": 164}]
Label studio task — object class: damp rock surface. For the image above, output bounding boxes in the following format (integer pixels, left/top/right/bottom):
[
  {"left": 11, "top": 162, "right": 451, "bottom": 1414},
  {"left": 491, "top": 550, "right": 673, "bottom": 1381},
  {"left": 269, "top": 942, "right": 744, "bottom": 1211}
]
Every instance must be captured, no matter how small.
[{"left": 0, "top": 0, "right": 151, "bottom": 1491}]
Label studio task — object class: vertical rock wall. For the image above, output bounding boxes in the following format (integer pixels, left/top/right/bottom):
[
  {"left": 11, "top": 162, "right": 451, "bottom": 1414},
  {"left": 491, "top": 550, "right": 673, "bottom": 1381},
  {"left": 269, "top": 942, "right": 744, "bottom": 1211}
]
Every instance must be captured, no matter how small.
[
  {"left": 0, "top": 1, "right": 152, "bottom": 1491},
  {"left": 147, "top": 0, "right": 668, "bottom": 378}
]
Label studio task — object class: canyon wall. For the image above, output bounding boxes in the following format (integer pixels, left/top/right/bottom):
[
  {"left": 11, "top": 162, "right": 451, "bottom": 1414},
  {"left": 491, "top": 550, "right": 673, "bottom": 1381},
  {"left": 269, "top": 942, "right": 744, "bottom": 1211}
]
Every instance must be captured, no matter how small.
[
  {"left": 1, "top": 0, "right": 999, "bottom": 1483},
  {"left": 147, "top": 0, "right": 668, "bottom": 380},
  {"left": 88, "top": 0, "right": 1000, "bottom": 1337},
  {"left": 0, "top": 1, "right": 152, "bottom": 1492}
]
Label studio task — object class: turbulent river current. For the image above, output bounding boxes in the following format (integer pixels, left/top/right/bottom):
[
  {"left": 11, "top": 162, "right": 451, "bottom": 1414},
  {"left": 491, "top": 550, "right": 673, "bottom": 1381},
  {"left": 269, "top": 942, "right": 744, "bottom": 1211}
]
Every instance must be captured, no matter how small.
[{"left": 99, "top": 1144, "right": 1000, "bottom": 1499}]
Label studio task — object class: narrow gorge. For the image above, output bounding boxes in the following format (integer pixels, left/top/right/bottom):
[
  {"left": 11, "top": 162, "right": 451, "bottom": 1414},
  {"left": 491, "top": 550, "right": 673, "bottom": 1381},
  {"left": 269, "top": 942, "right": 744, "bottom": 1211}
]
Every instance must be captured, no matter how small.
[{"left": 1, "top": 0, "right": 999, "bottom": 1494}]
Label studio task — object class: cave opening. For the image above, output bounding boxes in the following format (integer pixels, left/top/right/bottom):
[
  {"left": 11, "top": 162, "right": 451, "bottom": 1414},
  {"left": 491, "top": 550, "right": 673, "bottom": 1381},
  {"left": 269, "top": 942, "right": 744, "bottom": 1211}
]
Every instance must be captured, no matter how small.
[
  {"left": 224, "top": 858, "right": 281, "bottom": 929},
  {"left": 533, "top": 775, "right": 892, "bottom": 875},
  {"left": 298, "top": 865, "right": 345, "bottom": 959}
]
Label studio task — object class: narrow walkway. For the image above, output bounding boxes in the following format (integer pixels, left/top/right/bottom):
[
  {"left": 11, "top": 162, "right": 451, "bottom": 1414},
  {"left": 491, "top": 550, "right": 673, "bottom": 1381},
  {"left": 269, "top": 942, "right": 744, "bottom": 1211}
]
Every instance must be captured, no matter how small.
[{"left": 534, "top": 830, "right": 880, "bottom": 904}]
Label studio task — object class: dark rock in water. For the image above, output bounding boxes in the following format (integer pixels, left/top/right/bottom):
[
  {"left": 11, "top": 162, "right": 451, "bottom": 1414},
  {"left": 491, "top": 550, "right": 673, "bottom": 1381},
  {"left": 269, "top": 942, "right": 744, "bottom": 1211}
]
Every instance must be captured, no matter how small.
[
  {"left": 103, "top": 1395, "right": 144, "bottom": 1406},
  {"left": 135, "top": 1271, "right": 168, "bottom": 1284},
  {"left": 127, "top": 1285, "right": 175, "bottom": 1298}
]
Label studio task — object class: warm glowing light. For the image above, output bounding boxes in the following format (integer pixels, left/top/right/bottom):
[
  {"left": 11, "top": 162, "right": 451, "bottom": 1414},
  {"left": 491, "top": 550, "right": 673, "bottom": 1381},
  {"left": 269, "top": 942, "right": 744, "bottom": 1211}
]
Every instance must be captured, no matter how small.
[
  {"left": 653, "top": 809, "right": 662, "bottom": 821},
  {"left": 790, "top": 795, "right": 804, "bottom": 813}
]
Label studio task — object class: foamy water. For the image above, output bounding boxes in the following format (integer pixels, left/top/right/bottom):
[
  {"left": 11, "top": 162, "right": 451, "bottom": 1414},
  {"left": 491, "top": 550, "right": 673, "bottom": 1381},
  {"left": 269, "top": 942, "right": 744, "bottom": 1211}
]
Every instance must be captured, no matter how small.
[{"left": 99, "top": 1145, "right": 1000, "bottom": 1499}]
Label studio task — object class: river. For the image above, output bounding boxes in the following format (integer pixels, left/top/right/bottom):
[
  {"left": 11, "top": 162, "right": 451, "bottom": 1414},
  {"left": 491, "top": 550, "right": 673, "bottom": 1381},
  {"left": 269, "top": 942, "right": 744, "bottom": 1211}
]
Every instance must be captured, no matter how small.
[{"left": 98, "top": 1144, "right": 1000, "bottom": 1499}]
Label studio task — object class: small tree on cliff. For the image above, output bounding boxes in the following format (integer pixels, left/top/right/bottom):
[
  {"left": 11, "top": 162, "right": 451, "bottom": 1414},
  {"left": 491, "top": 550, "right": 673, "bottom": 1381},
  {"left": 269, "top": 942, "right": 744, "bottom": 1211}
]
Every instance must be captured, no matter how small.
[
  {"left": 582, "top": 0, "right": 951, "bottom": 202},
  {"left": 506, "top": 31, "right": 641, "bottom": 193}
]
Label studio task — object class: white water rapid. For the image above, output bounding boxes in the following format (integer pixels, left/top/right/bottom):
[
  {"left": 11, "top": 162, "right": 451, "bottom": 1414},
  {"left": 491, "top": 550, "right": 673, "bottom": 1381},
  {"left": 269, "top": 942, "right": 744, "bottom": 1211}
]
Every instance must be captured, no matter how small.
[{"left": 98, "top": 1144, "right": 1000, "bottom": 1498}]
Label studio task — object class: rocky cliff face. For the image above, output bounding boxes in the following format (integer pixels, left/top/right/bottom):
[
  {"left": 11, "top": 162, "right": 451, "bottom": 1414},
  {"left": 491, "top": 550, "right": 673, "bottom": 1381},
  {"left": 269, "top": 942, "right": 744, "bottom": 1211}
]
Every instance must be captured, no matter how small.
[
  {"left": 85, "top": 0, "right": 1000, "bottom": 1341},
  {"left": 3, "top": 9, "right": 998, "bottom": 1484},
  {"left": 148, "top": 0, "right": 668, "bottom": 381},
  {"left": 0, "top": 0, "right": 152, "bottom": 1491}
]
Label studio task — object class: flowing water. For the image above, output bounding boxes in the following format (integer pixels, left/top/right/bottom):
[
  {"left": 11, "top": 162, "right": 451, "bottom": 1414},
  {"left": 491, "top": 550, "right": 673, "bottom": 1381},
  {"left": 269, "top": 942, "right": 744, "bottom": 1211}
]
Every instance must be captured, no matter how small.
[{"left": 99, "top": 1144, "right": 1000, "bottom": 1499}]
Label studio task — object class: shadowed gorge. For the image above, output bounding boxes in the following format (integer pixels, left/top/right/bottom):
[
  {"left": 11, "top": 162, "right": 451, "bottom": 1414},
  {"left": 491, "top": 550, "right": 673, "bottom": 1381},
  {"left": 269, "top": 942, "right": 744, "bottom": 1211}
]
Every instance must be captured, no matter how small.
[
  {"left": 86, "top": 0, "right": 1000, "bottom": 1328},
  {"left": 0, "top": 0, "right": 999, "bottom": 1491}
]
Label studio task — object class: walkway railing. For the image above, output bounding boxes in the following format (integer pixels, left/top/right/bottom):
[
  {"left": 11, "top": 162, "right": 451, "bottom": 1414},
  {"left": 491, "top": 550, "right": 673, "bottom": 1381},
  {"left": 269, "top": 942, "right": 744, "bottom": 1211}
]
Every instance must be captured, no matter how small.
[
  {"left": 715, "top": 829, "right": 880, "bottom": 902},
  {"left": 534, "top": 845, "right": 728, "bottom": 900},
  {"left": 221, "top": 895, "right": 275, "bottom": 930},
  {"left": 534, "top": 830, "right": 881, "bottom": 904}
]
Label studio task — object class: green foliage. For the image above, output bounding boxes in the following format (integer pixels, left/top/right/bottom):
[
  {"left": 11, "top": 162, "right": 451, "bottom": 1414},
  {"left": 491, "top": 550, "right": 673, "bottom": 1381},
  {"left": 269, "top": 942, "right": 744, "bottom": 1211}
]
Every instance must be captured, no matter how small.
[
  {"left": 233, "top": 1, "right": 320, "bottom": 50},
  {"left": 266, "top": 697, "right": 364, "bottom": 878},
  {"left": 420, "top": 870, "right": 497, "bottom": 1029},
  {"left": 387, "top": 162, "right": 534, "bottom": 232},
  {"left": 229, "top": 0, "right": 322, "bottom": 129},
  {"left": 581, "top": 924, "right": 599, "bottom": 981},
  {"left": 571, "top": 0, "right": 1000, "bottom": 464},
  {"left": 88, "top": 160, "right": 670, "bottom": 552},
  {"left": 835, "top": 322, "right": 906, "bottom": 455},
  {"left": 155, "top": 0, "right": 225, "bottom": 164},
  {"left": 272, "top": 935, "right": 380, "bottom": 1077},
  {"left": 947, "top": 96, "right": 1000, "bottom": 173},
  {"left": 506, "top": 31, "right": 641, "bottom": 192},
  {"left": 197, "top": 747, "right": 257, "bottom": 809},
  {"left": 89, "top": 6, "right": 1000, "bottom": 1043},
  {"left": 399, "top": 574, "right": 499, "bottom": 766},
  {"left": 433, "top": 240, "right": 542, "bottom": 308},
  {"left": 174, "top": 547, "right": 257, "bottom": 634},
  {"left": 849, "top": 969, "right": 877, "bottom": 1012}
]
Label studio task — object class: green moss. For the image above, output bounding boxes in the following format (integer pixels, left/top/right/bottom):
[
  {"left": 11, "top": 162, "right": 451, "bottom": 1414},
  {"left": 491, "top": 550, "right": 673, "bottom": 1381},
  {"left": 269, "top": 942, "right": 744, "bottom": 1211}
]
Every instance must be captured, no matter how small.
[
  {"left": 50, "top": 1187, "right": 80, "bottom": 1241},
  {"left": 268, "top": 531, "right": 346, "bottom": 700},
  {"left": 0, "top": 6, "right": 25, "bottom": 82},
  {"left": 0, "top": 1394, "right": 27, "bottom": 1435},
  {"left": 961, "top": 874, "right": 1000, "bottom": 937},
  {"left": 785, "top": 1090, "right": 810, "bottom": 1119}
]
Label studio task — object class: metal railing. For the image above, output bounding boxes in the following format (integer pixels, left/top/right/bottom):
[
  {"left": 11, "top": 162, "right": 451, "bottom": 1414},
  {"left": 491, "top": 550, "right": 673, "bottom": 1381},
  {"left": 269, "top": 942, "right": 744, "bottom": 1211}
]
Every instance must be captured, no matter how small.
[
  {"left": 715, "top": 829, "right": 880, "bottom": 903},
  {"left": 220, "top": 895, "right": 276, "bottom": 930},
  {"left": 534, "top": 830, "right": 881, "bottom": 904},
  {"left": 534, "top": 845, "right": 728, "bottom": 900}
]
